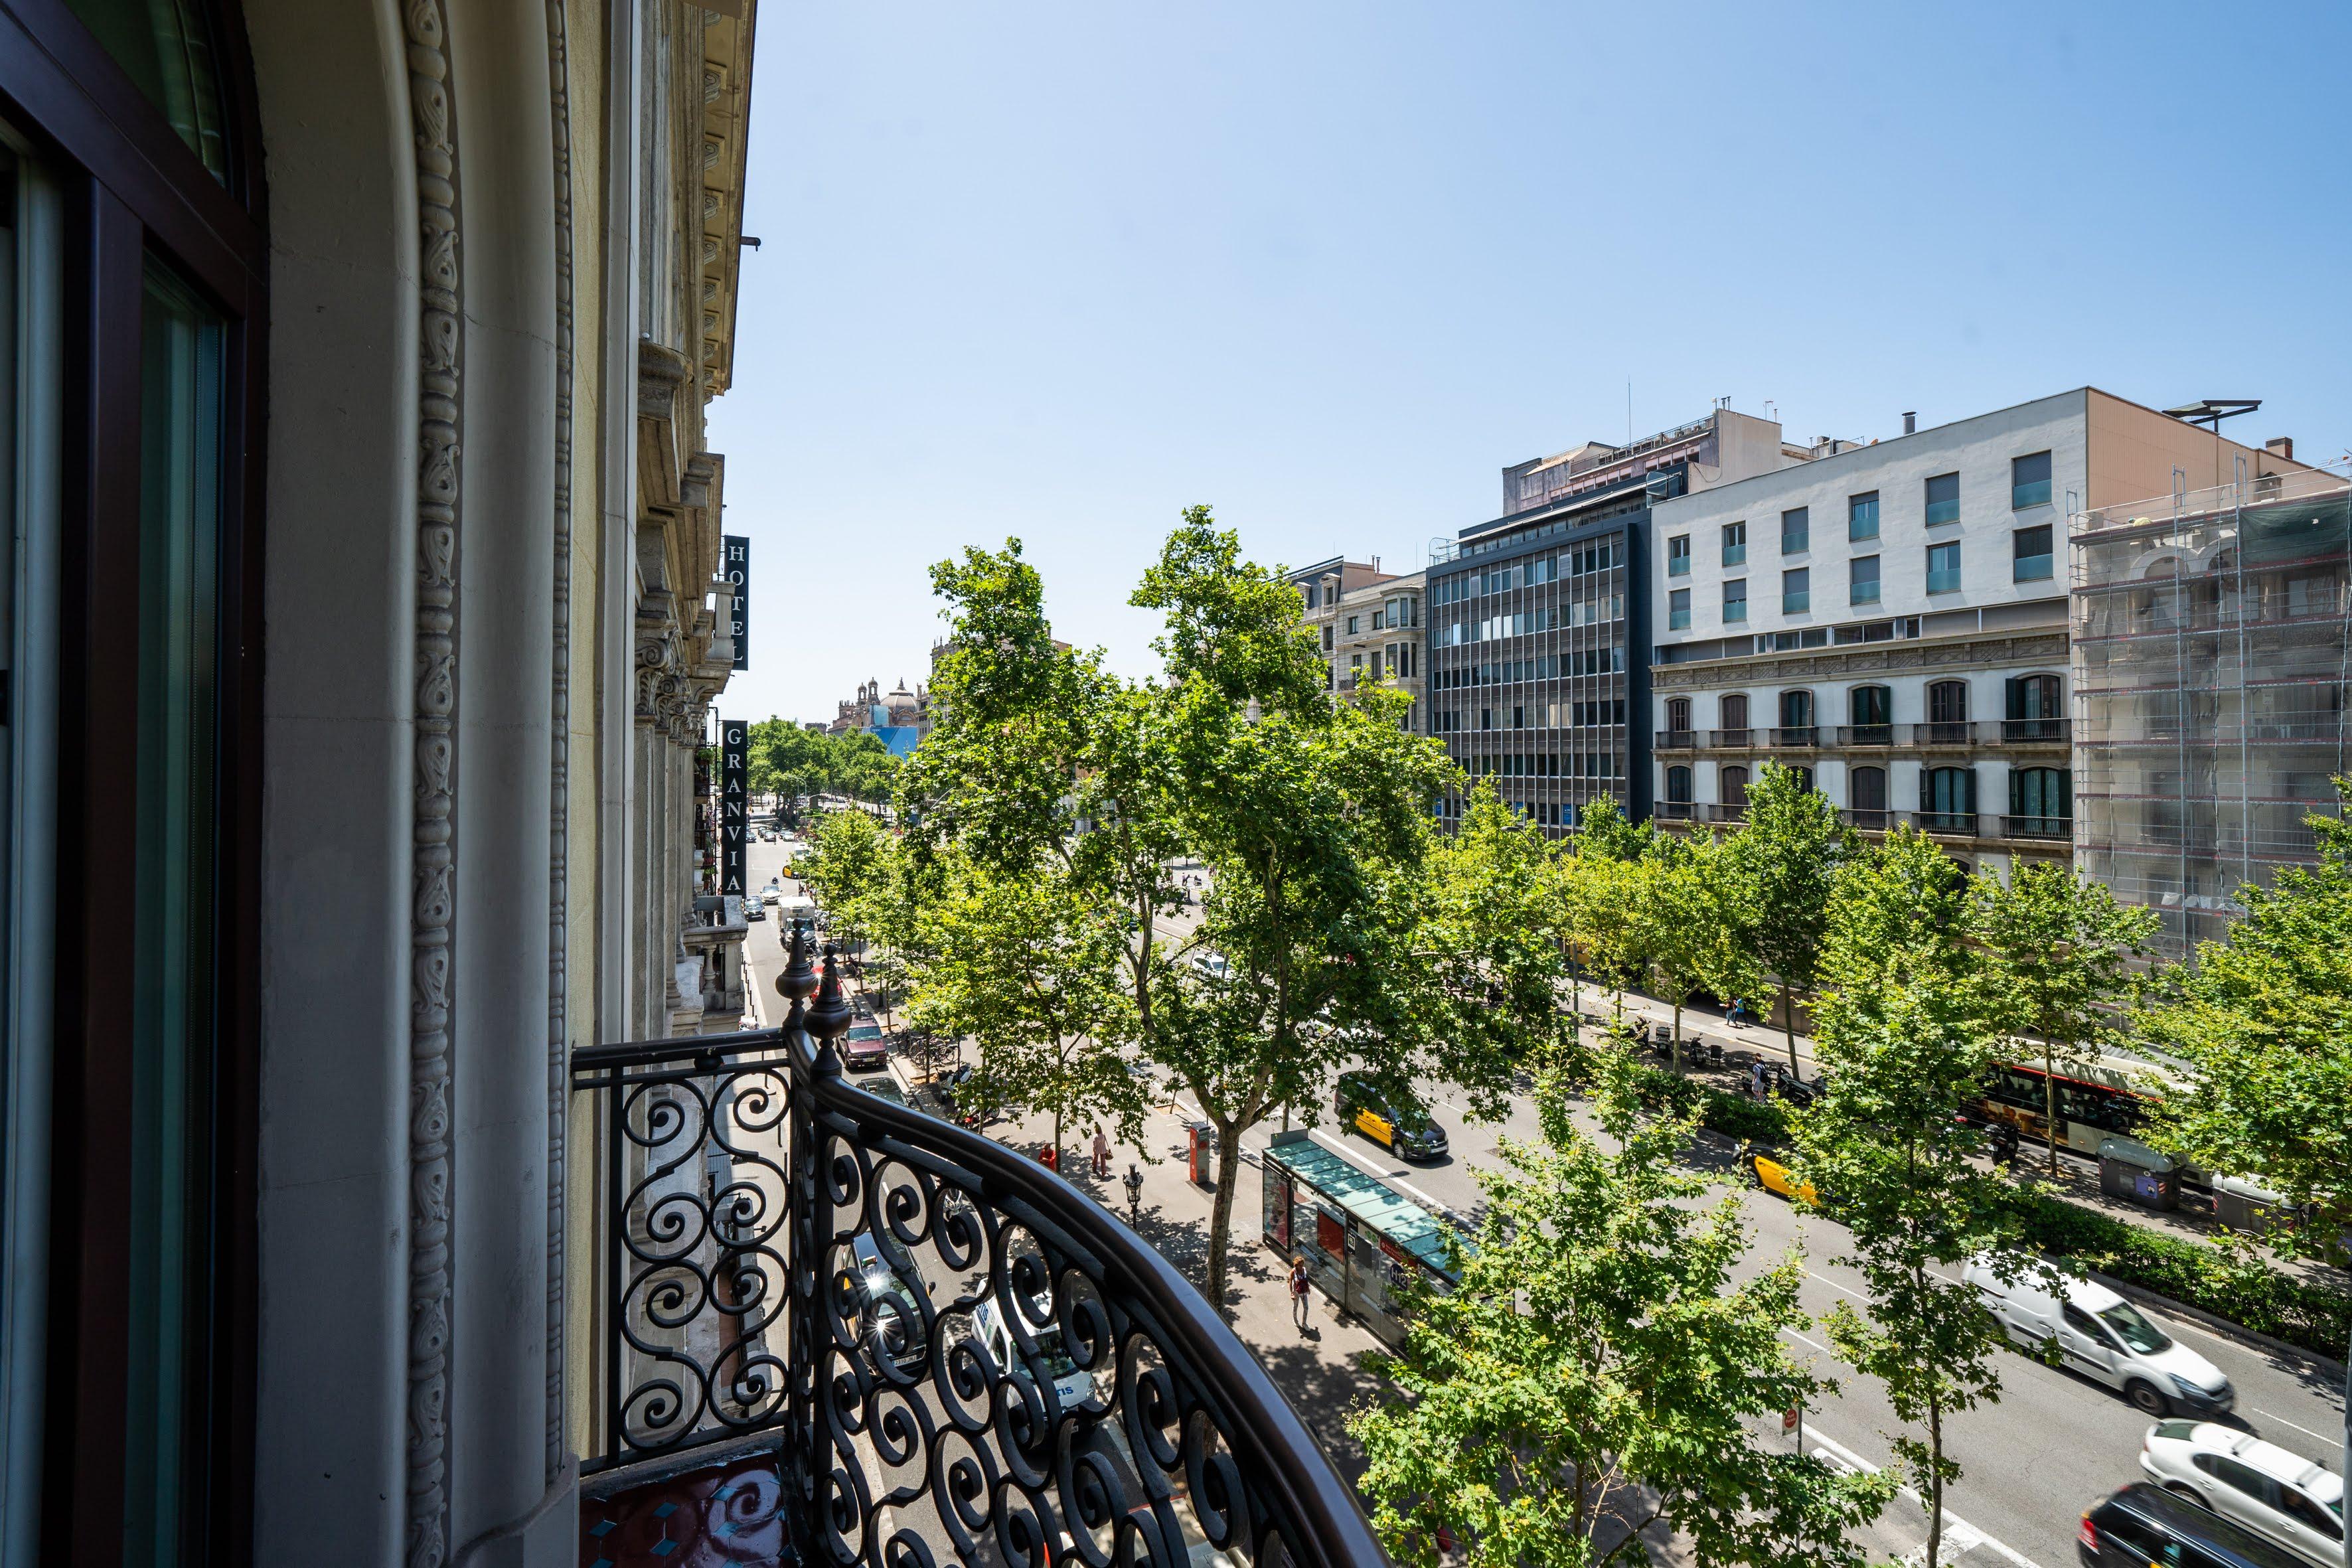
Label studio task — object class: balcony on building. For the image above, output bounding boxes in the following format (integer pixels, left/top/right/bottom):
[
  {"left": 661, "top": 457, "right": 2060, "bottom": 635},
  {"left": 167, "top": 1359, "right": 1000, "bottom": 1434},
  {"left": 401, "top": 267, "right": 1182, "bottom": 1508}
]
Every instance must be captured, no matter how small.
[{"left": 574, "top": 926, "right": 1385, "bottom": 1568}]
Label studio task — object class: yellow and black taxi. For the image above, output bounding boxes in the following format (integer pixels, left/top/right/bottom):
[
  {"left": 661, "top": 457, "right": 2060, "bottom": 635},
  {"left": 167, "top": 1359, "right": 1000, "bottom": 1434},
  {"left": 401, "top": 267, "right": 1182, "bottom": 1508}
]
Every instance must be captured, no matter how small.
[
  {"left": 1334, "top": 1072, "right": 1449, "bottom": 1161},
  {"left": 1736, "top": 1139, "right": 1818, "bottom": 1205}
]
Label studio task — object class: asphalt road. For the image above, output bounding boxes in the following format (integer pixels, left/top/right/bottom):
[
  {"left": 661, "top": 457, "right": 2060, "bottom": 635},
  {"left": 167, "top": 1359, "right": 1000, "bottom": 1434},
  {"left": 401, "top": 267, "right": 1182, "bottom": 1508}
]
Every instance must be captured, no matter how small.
[
  {"left": 740, "top": 827, "right": 2345, "bottom": 1567},
  {"left": 1226, "top": 1076, "right": 2347, "bottom": 1568}
]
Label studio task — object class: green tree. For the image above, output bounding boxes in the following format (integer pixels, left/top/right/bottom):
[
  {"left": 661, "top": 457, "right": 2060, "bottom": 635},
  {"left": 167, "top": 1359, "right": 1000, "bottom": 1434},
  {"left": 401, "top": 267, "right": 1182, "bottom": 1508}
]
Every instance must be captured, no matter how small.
[
  {"left": 1425, "top": 781, "right": 1575, "bottom": 1074},
  {"left": 907, "top": 858, "right": 1144, "bottom": 1165},
  {"left": 1638, "top": 831, "right": 1753, "bottom": 1070},
  {"left": 1724, "top": 762, "right": 1858, "bottom": 1073},
  {"left": 1796, "top": 828, "right": 2031, "bottom": 1568},
  {"left": 1971, "top": 862, "right": 2159, "bottom": 1174},
  {"left": 1135, "top": 513, "right": 1460, "bottom": 1304},
  {"left": 798, "top": 806, "right": 895, "bottom": 966},
  {"left": 1350, "top": 1056, "right": 1891, "bottom": 1568},
  {"left": 2140, "top": 783, "right": 2352, "bottom": 1503}
]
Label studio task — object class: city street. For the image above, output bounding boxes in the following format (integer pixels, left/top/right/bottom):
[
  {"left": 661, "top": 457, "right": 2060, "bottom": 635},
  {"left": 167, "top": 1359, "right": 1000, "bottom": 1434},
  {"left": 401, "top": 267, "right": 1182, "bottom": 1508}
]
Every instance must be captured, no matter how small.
[{"left": 742, "top": 826, "right": 2346, "bottom": 1568}]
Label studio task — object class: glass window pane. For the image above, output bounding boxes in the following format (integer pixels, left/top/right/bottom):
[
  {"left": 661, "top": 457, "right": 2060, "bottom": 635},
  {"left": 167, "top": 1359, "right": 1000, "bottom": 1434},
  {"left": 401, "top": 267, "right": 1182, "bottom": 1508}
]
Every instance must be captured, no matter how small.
[
  {"left": 1925, "top": 471, "right": 1960, "bottom": 525},
  {"left": 1848, "top": 491, "right": 1879, "bottom": 540},
  {"left": 2013, "top": 450, "right": 2053, "bottom": 509},
  {"left": 1781, "top": 507, "right": 1809, "bottom": 554},
  {"left": 62, "top": 0, "right": 230, "bottom": 181},
  {"left": 125, "top": 258, "right": 224, "bottom": 1568}
]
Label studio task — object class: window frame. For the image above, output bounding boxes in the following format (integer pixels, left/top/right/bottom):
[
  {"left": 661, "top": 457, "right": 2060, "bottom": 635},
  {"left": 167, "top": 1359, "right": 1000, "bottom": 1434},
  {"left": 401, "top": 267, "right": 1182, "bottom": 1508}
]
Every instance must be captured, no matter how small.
[
  {"left": 1722, "top": 520, "right": 1746, "bottom": 566},
  {"left": 1926, "top": 539, "right": 1962, "bottom": 594},
  {"left": 1924, "top": 471, "right": 1960, "bottom": 526},
  {"left": 1722, "top": 577, "right": 1747, "bottom": 622},
  {"left": 2012, "top": 449, "right": 2053, "bottom": 509},
  {"left": 1847, "top": 491, "right": 1879, "bottom": 541},
  {"left": 1849, "top": 553, "right": 1881, "bottom": 605},
  {"left": 0, "top": 2, "right": 271, "bottom": 1563},
  {"left": 1780, "top": 506, "right": 1809, "bottom": 555}
]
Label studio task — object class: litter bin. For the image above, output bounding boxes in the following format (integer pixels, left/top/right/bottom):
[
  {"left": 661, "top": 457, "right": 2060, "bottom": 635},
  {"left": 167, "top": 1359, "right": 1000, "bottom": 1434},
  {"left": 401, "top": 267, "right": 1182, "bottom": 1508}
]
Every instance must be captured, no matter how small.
[
  {"left": 2098, "top": 1136, "right": 2179, "bottom": 1212},
  {"left": 2213, "top": 1174, "right": 2290, "bottom": 1235}
]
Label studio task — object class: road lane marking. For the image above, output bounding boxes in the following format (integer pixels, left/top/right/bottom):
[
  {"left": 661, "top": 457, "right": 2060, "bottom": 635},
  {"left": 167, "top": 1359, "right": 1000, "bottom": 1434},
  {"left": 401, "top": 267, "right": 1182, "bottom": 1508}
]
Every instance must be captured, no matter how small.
[
  {"left": 1804, "top": 1269, "right": 1870, "bottom": 1303},
  {"left": 1778, "top": 1325, "right": 1837, "bottom": 1357},
  {"left": 2250, "top": 1408, "right": 2337, "bottom": 1446},
  {"left": 1802, "top": 1427, "right": 2047, "bottom": 1568}
]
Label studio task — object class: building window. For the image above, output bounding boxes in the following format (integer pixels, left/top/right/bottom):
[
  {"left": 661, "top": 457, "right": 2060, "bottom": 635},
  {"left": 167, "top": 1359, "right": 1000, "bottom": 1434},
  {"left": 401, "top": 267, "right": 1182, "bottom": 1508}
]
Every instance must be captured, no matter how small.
[
  {"left": 1926, "top": 471, "right": 1960, "bottom": 526},
  {"left": 1346, "top": 615, "right": 1360, "bottom": 633},
  {"left": 1668, "top": 588, "right": 1691, "bottom": 630},
  {"left": 2013, "top": 524, "right": 2053, "bottom": 581},
  {"left": 1923, "top": 765, "right": 1976, "bottom": 821},
  {"left": 1850, "top": 765, "right": 1888, "bottom": 814},
  {"left": 1926, "top": 540, "right": 1961, "bottom": 594},
  {"left": 1721, "top": 765, "right": 1751, "bottom": 807},
  {"left": 1666, "top": 697, "right": 1691, "bottom": 732},
  {"left": 1927, "top": 680, "right": 1970, "bottom": 738},
  {"left": 1322, "top": 625, "right": 1333, "bottom": 651},
  {"left": 2013, "top": 450, "right": 2053, "bottom": 509},
  {"left": 1778, "top": 690, "right": 1814, "bottom": 730},
  {"left": 1480, "top": 708, "right": 1494, "bottom": 730},
  {"left": 1666, "top": 765, "right": 1693, "bottom": 804},
  {"left": 1723, "top": 578, "right": 1747, "bottom": 622},
  {"left": 1850, "top": 554, "right": 1881, "bottom": 605},
  {"left": 1720, "top": 693, "right": 1749, "bottom": 732},
  {"left": 1848, "top": 491, "right": 1879, "bottom": 541},
  {"left": 1723, "top": 521, "right": 1747, "bottom": 566},
  {"left": 1668, "top": 534, "right": 1691, "bottom": 576},
  {"left": 1782, "top": 567, "right": 1810, "bottom": 615},
  {"left": 1849, "top": 684, "right": 1891, "bottom": 731},
  {"left": 2011, "top": 766, "right": 2071, "bottom": 824},
  {"left": 1782, "top": 507, "right": 1810, "bottom": 554}
]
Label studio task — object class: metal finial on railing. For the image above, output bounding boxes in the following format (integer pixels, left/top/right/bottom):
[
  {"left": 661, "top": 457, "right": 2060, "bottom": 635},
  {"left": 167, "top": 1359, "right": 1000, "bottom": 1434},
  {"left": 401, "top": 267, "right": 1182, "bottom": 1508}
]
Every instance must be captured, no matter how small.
[
  {"left": 775, "top": 916, "right": 817, "bottom": 1023},
  {"left": 805, "top": 942, "right": 850, "bottom": 1075}
]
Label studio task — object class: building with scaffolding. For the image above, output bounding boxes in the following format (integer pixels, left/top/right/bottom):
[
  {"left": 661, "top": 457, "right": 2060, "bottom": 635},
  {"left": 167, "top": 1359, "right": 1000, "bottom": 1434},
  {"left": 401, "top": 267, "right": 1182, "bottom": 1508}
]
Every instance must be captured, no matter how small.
[{"left": 2072, "top": 461, "right": 2352, "bottom": 957}]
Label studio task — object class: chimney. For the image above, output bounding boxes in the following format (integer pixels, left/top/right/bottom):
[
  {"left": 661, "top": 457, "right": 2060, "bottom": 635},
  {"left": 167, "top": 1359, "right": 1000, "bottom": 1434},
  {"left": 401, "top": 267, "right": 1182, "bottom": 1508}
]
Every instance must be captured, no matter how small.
[
  {"left": 2265, "top": 436, "right": 2294, "bottom": 461},
  {"left": 1903, "top": 411, "right": 1917, "bottom": 436}
]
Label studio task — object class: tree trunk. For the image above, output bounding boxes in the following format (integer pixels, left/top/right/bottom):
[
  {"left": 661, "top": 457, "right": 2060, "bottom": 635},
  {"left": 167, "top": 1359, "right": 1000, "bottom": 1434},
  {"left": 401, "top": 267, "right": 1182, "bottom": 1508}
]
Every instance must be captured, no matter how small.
[
  {"left": 1924, "top": 1386, "right": 1946, "bottom": 1568},
  {"left": 1782, "top": 990, "right": 1800, "bottom": 1076},
  {"left": 1204, "top": 1125, "right": 1243, "bottom": 1307},
  {"left": 2043, "top": 1041, "right": 2063, "bottom": 1176},
  {"left": 1670, "top": 998, "right": 1684, "bottom": 1073}
]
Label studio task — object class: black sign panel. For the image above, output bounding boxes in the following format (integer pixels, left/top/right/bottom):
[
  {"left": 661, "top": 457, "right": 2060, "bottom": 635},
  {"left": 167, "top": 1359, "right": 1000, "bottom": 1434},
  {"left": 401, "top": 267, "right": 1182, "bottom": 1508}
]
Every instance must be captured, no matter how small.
[
  {"left": 724, "top": 533, "right": 749, "bottom": 670},
  {"left": 721, "top": 718, "right": 748, "bottom": 898}
]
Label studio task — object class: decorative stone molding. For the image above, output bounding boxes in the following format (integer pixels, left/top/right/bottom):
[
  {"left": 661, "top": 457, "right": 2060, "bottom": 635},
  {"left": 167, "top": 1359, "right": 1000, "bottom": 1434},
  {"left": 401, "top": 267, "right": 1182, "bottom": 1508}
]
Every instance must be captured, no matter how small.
[
  {"left": 636, "top": 340, "right": 693, "bottom": 508},
  {"left": 542, "top": 0, "right": 575, "bottom": 1490},
  {"left": 402, "top": 0, "right": 462, "bottom": 1561},
  {"left": 1651, "top": 631, "right": 2071, "bottom": 690}
]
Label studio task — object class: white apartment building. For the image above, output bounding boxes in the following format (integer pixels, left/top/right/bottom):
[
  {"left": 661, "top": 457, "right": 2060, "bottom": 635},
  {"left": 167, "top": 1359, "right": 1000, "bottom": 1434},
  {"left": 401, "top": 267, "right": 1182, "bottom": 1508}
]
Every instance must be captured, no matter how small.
[
  {"left": 1306, "top": 569, "right": 1429, "bottom": 730},
  {"left": 1647, "top": 388, "right": 2291, "bottom": 877}
]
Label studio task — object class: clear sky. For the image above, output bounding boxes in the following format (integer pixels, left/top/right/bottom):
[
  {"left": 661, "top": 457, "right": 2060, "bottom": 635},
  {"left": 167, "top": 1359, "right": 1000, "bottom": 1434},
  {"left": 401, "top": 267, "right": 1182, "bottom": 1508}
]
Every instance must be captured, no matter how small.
[{"left": 706, "top": 1, "right": 2352, "bottom": 728}]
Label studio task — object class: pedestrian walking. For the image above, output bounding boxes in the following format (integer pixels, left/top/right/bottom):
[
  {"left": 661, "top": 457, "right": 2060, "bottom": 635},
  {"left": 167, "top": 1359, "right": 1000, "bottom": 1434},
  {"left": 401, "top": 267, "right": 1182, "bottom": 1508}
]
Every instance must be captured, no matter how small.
[
  {"left": 1288, "top": 1255, "right": 1312, "bottom": 1331},
  {"left": 1091, "top": 1125, "right": 1111, "bottom": 1179}
]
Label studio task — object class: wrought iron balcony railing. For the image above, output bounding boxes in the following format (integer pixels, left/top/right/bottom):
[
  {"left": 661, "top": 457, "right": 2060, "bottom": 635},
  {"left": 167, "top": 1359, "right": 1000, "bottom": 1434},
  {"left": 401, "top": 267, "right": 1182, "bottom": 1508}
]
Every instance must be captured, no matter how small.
[
  {"left": 2001, "top": 814, "right": 2073, "bottom": 840},
  {"left": 572, "top": 922, "right": 1385, "bottom": 1568}
]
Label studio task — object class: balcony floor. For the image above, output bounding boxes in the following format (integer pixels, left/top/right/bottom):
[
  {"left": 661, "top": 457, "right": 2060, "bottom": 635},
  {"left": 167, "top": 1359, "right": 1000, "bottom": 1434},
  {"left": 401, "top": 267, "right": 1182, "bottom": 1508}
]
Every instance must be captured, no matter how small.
[{"left": 582, "top": 1448, "right": 786, "bottom": 1568}]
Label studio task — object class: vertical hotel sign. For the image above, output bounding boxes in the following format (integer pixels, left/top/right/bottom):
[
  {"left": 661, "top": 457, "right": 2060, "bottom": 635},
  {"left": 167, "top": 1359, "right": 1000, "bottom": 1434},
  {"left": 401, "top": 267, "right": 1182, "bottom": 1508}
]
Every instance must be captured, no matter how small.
[
  {"left": 724, "top": 534, "right": 750, "bottom": 670},
  {"left": 721, "top": 718, "right": 748, "bottom": 898}
]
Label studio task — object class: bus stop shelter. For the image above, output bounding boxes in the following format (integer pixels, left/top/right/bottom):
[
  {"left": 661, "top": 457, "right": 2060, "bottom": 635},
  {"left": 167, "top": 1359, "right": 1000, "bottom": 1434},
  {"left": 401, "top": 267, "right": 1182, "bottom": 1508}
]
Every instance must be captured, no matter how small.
[{"left": 1260, "top": 1131, "right": 1462, "bottom": 1346}]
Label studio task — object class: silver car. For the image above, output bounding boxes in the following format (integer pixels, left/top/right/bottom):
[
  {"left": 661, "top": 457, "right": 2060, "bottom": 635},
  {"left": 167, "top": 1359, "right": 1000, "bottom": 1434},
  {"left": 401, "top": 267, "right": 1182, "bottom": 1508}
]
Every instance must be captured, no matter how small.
[{"left": 2139, "top": 1420, "right": 2344, "bottom": 1567}]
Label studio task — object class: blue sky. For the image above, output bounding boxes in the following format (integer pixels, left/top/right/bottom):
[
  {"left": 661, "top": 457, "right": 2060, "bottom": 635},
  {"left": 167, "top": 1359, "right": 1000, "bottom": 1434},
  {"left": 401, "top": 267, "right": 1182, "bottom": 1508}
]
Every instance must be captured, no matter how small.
[{"left": 708, "top": 1, "right": 2352, "bottom": 726}]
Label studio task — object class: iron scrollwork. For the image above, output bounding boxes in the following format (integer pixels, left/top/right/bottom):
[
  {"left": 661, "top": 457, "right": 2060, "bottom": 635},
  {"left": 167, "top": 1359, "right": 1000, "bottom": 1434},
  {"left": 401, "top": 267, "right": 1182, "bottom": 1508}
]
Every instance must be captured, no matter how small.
[{"left": 571, "top": 920, "right": 1387, "bottom": 1568}]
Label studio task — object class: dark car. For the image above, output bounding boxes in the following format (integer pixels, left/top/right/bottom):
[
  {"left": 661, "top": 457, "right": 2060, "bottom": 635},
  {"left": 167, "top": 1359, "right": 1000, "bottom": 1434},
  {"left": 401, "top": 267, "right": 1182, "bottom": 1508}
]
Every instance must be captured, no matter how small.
[
  {"left": 2079, "top": 1482, "right": 2313, "bottom": 1568},
  {"left": 840, "top": 1233, "right": 927, "bottom": 1373},
  {"left": 848, "top": 1073, "right": 906, "bottom": 1109},
  {"left": 842, "top": 1022, "right": 888, "bottom": 1073},
  {"left": 1334, "top": 1071, "right": 1448, "bottom": 1160}
]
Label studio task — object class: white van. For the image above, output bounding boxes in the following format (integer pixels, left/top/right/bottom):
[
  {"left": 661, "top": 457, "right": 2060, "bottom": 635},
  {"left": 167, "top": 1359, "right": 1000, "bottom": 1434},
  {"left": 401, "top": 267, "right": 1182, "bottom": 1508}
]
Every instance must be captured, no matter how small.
[
  {"left": 1966, "top": 1253, "right": 2233, "bottom": 1418},
  {"left": 972, "top": 1298, "right": 1094, "bottom": 1409}
]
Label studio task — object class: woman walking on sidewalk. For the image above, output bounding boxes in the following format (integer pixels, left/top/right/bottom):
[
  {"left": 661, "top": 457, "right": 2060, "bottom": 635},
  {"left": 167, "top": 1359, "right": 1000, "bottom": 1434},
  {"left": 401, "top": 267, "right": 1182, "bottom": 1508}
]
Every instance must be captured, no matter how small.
[
  {"left": 1289, "top": 1255, "right": 1312, "bottom": 1331},
  {"left": 1091, "top": 1125, "right": 1111, "bottom": 1179}
]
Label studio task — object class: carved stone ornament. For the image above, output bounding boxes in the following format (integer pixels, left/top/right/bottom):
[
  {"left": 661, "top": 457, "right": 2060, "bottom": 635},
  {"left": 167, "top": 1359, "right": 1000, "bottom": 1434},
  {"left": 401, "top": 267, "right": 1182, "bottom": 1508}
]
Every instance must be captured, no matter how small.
[{"left": 403, "top": 0, "right": 462, "bottom": 1560}]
